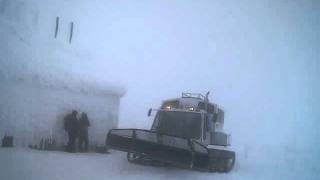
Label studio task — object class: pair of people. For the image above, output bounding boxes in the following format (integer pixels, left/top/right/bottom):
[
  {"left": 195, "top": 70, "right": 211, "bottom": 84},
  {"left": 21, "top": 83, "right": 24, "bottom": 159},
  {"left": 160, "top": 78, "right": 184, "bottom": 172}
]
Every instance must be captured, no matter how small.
[{"left": 64, "top": 110, "right": 90, "bottom": 152}]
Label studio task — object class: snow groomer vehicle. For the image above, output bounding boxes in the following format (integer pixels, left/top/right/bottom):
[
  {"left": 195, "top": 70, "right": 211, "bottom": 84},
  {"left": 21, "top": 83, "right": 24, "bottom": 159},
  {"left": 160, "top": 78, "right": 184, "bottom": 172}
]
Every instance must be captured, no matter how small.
[{"left": 106, "top": 92, "right": 235, "bottom": 172}]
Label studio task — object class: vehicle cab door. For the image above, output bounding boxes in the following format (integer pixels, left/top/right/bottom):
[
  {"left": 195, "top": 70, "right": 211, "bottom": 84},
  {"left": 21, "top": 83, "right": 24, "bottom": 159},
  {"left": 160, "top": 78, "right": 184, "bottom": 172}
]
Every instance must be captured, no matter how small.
[{"left": 202, "top": 113, "right": 213, "bottom": 145}]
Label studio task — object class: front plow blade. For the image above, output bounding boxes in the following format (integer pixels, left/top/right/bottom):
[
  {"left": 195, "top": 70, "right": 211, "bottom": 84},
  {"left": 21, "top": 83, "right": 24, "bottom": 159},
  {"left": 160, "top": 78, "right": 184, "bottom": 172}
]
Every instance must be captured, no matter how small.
[{"left": 106, "top": 129, "right": 209, "bottom": 169}]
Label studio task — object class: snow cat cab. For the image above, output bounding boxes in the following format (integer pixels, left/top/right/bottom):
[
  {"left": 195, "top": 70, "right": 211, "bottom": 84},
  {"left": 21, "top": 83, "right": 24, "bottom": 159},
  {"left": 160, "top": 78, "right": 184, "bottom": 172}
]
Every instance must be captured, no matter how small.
[{"left": 106, "top": 92, "right": 235, "bottom": 172}]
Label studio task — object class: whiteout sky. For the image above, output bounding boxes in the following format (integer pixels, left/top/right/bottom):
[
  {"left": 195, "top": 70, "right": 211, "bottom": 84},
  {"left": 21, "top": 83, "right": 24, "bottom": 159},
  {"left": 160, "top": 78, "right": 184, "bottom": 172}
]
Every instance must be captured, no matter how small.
[{"left": 1, "top": 0, "right": 319, "bottom": 151}]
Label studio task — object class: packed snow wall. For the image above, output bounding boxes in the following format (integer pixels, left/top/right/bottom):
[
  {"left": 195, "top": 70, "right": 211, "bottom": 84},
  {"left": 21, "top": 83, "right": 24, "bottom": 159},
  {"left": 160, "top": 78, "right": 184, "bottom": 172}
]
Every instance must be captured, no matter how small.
[
  {"left": 0, "top": 0, "right": 126, "bottom": 147},
  {"left": 0, "top": 79, "right": 123, "bottom": 147}
]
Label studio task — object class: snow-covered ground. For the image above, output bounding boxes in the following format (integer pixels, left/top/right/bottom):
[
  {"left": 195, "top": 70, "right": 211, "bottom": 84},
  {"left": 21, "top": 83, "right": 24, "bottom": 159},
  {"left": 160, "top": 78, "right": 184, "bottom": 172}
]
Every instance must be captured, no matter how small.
[
  {"left": 0, "top": 147, "right": 318, "bottom": 180},
  {"left": 0, "top": 1, "right": 319, "bottom": 179}
]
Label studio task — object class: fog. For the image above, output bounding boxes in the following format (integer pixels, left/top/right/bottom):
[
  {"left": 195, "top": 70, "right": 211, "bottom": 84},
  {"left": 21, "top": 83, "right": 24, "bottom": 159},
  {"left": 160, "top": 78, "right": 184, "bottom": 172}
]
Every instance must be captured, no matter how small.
[
  {"left": 83, "top": 0, "right": 320, "bottom": 151},
  {"left": 1, "top": 0, "right": 319, "bottom": 162}
]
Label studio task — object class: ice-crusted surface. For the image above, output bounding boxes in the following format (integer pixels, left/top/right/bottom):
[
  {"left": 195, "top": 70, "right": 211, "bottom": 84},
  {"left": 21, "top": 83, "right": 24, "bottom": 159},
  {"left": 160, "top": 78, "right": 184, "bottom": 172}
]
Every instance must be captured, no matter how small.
[
  {"left": 0, "top": 5, "right": 125, "bottom": 146},
  {"left": 0, "top": 60, "right": 126, "bottom": 97},
  {"left": 0, "top": 80, "right": 121, "bottom": 146},
  {"left": 0, "top": 3, "right": 126, "bottom": 97}
]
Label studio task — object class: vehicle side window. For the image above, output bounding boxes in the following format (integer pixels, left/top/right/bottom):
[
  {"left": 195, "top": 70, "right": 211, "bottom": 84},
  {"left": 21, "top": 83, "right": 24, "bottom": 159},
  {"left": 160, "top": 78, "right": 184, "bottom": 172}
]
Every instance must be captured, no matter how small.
[
  {"left": 203, "top": 115, "right": 207, "bottom": 139},
  {"left": 197, "top": 102, "right": 215, "bottom": 113},
  {"left": 151, "top": 112, "right": 160, "bottom": 130},
  {"left": 206, "top": 116, "right": 210, "bottom": 132}
]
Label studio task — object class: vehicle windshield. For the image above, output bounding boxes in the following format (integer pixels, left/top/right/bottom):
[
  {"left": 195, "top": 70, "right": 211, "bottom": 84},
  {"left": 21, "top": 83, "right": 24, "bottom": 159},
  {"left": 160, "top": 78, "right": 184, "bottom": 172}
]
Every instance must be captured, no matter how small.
[{"left": 153, "top": 111, "right": 202, "bottom": 139}]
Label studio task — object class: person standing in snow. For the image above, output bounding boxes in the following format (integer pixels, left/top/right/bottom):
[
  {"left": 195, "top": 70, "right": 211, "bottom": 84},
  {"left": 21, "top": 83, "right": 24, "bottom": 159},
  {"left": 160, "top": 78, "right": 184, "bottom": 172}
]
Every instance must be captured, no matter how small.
[
  {"left": 64, "top": 110, "right": 79, "bottom": 152},
  {"left": 78, "top": 112, "right": 90, "bottom": 152}
]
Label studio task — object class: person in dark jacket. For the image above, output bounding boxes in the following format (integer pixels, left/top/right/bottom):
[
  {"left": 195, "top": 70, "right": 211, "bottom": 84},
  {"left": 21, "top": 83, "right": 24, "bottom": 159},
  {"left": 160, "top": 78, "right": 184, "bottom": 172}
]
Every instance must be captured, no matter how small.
[
  {"left": 78, "top": 112, "right": 90, "bottom": 152},
  {"left": 64, "top": 110, "right": 79, "bottom": 152}
]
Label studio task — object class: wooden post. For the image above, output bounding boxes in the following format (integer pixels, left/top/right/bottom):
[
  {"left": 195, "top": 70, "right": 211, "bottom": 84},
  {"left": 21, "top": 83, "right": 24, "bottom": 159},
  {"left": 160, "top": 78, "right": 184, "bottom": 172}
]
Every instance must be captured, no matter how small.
[
  {"left": 54, "top": 17, "right": 59, "bottom": 38},
  {"left": 69, "top": 22, "right": 74, "bottom": 43}
]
